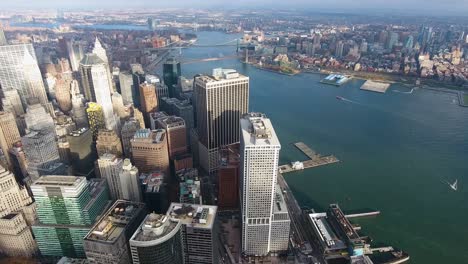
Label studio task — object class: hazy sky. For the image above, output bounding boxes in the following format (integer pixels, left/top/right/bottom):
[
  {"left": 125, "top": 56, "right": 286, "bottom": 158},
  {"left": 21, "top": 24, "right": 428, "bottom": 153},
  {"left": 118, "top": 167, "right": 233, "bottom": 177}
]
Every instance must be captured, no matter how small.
[{"left": 1, "top": 0, "right": 468, "bottom": 15}]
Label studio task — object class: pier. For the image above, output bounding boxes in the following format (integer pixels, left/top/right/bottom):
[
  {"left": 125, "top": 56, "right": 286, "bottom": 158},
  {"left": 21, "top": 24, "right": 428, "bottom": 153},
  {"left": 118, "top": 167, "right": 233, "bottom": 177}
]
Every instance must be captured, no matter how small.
[
  {"left": 371, "top": 246, "right": 394, "bottom": 253},
  {"left": 294, "top": 142, "right": 318, "bottom": 159},
  {"left": 345, "top": 211, "right": 381, "bottom": 218},
  {"left": 279, "top": 142, "right": 339, "bottom": 174},
  {"left": 360, "top": 80, "right": 391, "bottom": 93}
]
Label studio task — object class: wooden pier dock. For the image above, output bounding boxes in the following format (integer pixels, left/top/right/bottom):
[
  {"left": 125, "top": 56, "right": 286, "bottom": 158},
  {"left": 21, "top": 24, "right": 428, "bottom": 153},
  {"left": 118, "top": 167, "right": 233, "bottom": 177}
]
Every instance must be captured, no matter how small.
[
  {"left": 294, "top": 142, "right": 318, "bottom": 159},
  {"left": 345, "top": 211, "right": 381, "bottom": 218},
  {"left": 279, "top": 142, "right": 339, "bottom": 174}
]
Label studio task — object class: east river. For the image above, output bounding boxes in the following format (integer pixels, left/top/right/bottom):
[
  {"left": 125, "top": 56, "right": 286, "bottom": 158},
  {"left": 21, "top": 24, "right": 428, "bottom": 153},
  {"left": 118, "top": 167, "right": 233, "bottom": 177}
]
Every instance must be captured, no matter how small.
[{"left": 180, "top": 31, "right": 468, "bottom": 264}]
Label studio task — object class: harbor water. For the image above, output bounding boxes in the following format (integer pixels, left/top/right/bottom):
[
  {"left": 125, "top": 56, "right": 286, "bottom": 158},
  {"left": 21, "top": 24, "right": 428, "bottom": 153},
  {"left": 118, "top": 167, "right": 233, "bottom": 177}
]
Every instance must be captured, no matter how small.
[{"left": 180, "top": 31, "right": 468, "bottom": 264}]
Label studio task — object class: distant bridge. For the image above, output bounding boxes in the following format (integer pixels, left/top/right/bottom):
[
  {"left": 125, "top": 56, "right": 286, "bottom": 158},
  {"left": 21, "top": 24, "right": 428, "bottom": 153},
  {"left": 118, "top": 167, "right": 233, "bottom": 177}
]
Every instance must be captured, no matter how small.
[
  {"left": 127, "top": 38, "right": 253, "bottom": 53},
  {"left": 143, "top": 39, "right": 255, "bottom": 72}
]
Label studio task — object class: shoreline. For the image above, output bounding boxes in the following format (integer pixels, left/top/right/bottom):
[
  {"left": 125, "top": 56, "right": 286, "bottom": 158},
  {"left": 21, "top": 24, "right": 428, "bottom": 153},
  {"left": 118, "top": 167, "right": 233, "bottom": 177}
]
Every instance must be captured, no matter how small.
[
  {"left": 245, "top": 62, "right": 300, "bottom": 76},
  {"left": 303, "top": 69, "right": 467, "bottom": 91},
  {"left": 301, "top": 69, "right": 468, "bottom": 107}
]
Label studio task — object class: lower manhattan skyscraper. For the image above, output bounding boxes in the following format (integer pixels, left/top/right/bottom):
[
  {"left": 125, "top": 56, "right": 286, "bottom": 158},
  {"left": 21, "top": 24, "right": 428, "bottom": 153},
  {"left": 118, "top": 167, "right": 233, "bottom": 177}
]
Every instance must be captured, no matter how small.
[
  {"left": 129, "top": 203, "right": 218, "bottom": 264},
  {"left": 31, "top": 176, "right": 110, "bottom": 258},
  {"left": 194, "top": 68, "right": 249, "bottom": 173},
  {"left": 157, "top": 116, "right": 187, "bottom": 159},
  {"left": 66, "top": 39, "right": 84, "bottom": 72},
  {"left": 21, "top": 129, "right": 64, "bottom": 181},
  {"left": 1, "top": 89, "right": 24, "bottom": 119},
  {"left": 119, "top": 71, "right": 135, "bottom": 105},
  {"left": 79, "top": 53, "right": 117, "bottom": 131},
  {"left": 121, "top": 118, "right": 141, "bottom": 158},
  {"left": 0, "top": 111, "right": 21, "bottom": 167},
  {"left": 96, "top": 129, "right": 123, "bottom": 158},
  {"left": 67, "top": 128, "right": 96, "bottom": 177},
  {"left": 91, "top": 63, "right": 117, "bottom": 131},
  {"left": 97, "top": 154, "right": 142, "bottom": 202},
  {"left": 240, "top": 113, "right": 290, "bottom": 256},
  {"left": 139, "top": 82, "right": 158, "bottom": 115},
  {"left": 86, "top": 102, "right": 106, "bottom": 140},
  {"left": 163, "top": 57, "right": 181, "bottom": 98},
  {"left": 131, "top": 129, "right": 169, "bottom": 175},
  {"left": 83, "top": 200, "right": 146, "bottom": 264},
  {"left": 0, "top": 166, "right": 37, "bottom": 257},
  {"left": 24, "top": 100, "right": 55, "bottom": 133},
  {"left": 0, "top": 43, "right": 48, "bottom": 110},
  {"left": 0, "top": 28, "right": 7, "bottom": 46}
]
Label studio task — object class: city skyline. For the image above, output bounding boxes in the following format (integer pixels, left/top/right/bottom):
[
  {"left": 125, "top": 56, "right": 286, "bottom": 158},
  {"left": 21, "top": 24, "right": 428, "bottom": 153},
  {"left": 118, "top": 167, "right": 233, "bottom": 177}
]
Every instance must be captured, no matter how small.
[{"left": 0, "top": 3, "right": 465, "bottom": 263}]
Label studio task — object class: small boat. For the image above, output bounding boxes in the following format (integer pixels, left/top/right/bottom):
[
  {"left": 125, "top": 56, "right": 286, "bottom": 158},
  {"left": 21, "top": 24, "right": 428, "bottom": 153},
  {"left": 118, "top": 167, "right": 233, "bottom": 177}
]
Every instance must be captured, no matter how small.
[
  {"left": 449, "top": 179, "right": 458, "bottom": 191},
  {"left": 336, "top": 96, "right": 344, "bottom": 100}
]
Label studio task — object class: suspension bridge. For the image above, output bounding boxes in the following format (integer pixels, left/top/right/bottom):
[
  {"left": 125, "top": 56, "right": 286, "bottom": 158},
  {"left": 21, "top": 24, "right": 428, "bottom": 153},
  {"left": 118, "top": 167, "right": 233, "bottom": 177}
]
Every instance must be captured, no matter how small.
[
  {"left": 144, "top": 38, "right": 255, "bottom": 72},
  {"left": 128, "top": 38, "right": 252, "bottom": 53}
]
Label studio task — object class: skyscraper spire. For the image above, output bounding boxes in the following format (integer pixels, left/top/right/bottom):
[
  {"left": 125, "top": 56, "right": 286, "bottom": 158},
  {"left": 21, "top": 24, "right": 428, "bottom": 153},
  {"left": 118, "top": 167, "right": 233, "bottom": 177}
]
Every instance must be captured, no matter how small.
[
  {"left": 0, "top": 27, "right": 7, "bottom": 46},
  {"left": 22, "top": 45, "right": 36, "bottom": 65},
  {"left": 92, "top": 37, "right": 108, "bottom": 64}
]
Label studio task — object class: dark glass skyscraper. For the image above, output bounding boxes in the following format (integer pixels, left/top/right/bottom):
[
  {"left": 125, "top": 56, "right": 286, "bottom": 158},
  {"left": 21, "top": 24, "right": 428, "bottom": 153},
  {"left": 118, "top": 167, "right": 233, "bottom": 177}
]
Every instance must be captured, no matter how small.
[{"left": 163, "top": 58, "right": 181, "bottom": 98}]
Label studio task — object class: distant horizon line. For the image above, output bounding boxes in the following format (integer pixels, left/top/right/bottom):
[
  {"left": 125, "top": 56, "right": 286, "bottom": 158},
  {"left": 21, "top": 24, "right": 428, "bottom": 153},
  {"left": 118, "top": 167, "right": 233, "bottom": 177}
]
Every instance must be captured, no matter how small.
[{"left": 1, "top": 6, "right": 468, "bottom": 18}]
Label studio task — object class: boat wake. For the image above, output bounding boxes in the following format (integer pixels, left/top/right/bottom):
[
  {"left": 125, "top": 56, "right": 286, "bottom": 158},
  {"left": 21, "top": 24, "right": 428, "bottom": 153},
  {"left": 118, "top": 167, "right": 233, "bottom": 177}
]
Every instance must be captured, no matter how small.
[
  {"left": 336, "top": 96, "right": 358, "bottom": 104},
  {"left": 393, "top": 88, "right": 414, "bottom": 94},
  {"left": 342, "top": 98, "right": 357, "bottom": 103},
  {"left": 441, "top": 178, "right": 458, "bottom": 191}
]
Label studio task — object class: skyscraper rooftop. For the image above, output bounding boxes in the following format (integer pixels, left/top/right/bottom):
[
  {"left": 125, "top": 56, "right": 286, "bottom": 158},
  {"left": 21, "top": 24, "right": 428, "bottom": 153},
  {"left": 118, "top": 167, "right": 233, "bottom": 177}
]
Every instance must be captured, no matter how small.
[
  {"left": 68, "top": 127, "right": 89, "bottom": 137},
  {"left": 133, "top": 129, "right": 166, "bottom": 143},
  {"left": 84, "top": 200, "right": 146, "bottom": 244},
  {"left": 196, "top": 68, "right": 247, "bottom": 83},
  {"left": 130, "top": 213, "right": 181, "bottom": 244},
  {"left": 167, "top": 203, "right": 217, "bottom": 230},
  {"left": 140, "top": 172, "right": 165, "bottom": 193},
  {"left": 31, "top": 175, "right": 86, "bottom": 190},
  {"left": 240, "top": 112, "right": 280, "bottom": 146}
]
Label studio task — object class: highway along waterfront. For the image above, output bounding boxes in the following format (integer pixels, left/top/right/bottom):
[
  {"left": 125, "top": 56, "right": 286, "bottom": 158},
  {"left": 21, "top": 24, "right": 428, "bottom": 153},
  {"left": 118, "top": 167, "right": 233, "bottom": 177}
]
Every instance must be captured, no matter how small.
[{"left": 177, "top": 31, "right": 468, "bottom": 264}]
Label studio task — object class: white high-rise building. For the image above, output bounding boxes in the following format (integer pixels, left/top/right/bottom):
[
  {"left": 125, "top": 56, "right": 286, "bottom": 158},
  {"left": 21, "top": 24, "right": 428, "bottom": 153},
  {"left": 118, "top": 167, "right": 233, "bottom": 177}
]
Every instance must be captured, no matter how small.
[
  {"left": 0, "top": 165, "right": 38, "bottom": 257},
  {"left": 0, "top": 44, "right": 49, "bottom": 110},
  {"left": 71, "top": 81, "right": 88, "bottom": 129},
  {"left": 97, "top": 153, "right": 124, "bottom": 200},
  {"left": 97, "top": 154, "right": 142, "bottom": 202},
  {"left": 91, "top": 63, "right": 117, "bottom": 131},
  {"left": 118, "top": 72, "right": 134, "bottom": 105},
  {"left": 194, "top": 68, "right": 249, "bottom": 173},
  {"left": 240, "top": 113, "right": 289, "bottom": 256},
  {"left": 92, "top": 38, "right": 113, "bottom": 92},
  {"left": 119, "top": 159, "right": 142, "bottom": 202},
  {"left": 112, "top": 92, "right": 128, "bottom": 119}
]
